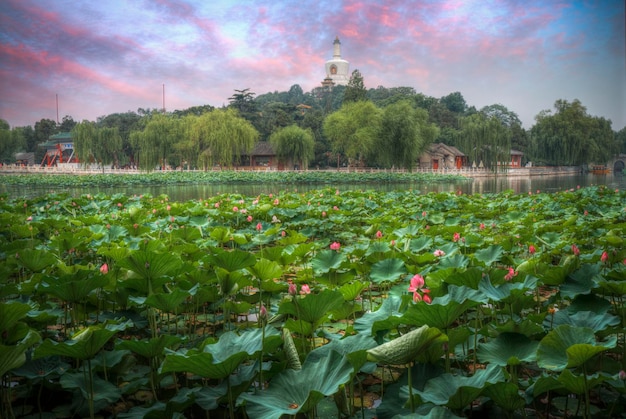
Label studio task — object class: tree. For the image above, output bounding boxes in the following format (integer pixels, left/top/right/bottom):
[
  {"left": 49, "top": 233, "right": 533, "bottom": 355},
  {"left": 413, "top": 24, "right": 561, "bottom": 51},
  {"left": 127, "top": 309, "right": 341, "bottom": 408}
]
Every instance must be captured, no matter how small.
[
  {"left": 229, "top": 88, "right": 257, "bottom": 114},
  {"left": 459, "top": 113, "right": 511, "bottom": 173},
  {"left": 375, "top": 101, "right": 439, "bottom": 171},
  {"left": 73, "top": 121, "right": 98, "bottom": 166},
  {"left": 617, "top": 127, "right": 626, "bottom": 154},
  {"left": 440, "top": 92, "right": 467, "bottom": 114},
  {"left": 34, "top": 118, "right": 58, "bottom": 162},
  {"left": 323, "top": 101, "right": 381, "bottom": 167},
  {"left": 58, "top": 115, "right": 77, "bottom": 132},
  {"left": 530, "top": 99, "right": 616, "bottom": 166},
  {"left": 343, "top": 69, "right": 367, "bottom": 103},
  {"left": 269, "top": 125, "right": 315, "bottom": 170},
  {"left": 97, "top": 112, "right": 143, "bottom": 167},
  {"left": 0, "top": 121, "right": 26, "bottom": 163},
  {"left": 131, "top": 114, "right": 183, "bottom": 171},
  {"left": 191, "top": 108, "right": 258, "bottom": 170}
]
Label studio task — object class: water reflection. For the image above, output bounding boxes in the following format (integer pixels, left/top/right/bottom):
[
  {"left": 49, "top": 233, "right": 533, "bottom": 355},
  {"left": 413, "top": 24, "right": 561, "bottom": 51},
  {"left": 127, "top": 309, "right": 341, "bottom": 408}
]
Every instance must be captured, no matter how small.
[{"left": 3, "top": 173, "right": 624, "bottom": 201}]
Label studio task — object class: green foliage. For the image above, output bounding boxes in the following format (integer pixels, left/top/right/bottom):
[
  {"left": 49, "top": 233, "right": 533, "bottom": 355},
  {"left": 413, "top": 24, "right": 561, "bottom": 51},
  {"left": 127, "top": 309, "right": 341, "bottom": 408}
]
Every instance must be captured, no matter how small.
[{"left": 269, "top": 125, "right": 315, "bottom": 169}]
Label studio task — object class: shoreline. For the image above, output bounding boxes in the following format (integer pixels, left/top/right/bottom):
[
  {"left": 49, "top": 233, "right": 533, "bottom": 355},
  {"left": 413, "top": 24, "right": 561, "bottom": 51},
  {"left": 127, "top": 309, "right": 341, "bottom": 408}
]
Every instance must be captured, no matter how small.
[{"left": 0, "top": 164, "right": 584, "bottom": 178}]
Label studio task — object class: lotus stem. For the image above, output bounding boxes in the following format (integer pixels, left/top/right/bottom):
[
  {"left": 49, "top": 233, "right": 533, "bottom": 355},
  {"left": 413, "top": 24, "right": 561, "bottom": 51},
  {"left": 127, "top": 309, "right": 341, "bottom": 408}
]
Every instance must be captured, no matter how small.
[{"left": 407, "top": 362, "right": 415, "bottom": 413}]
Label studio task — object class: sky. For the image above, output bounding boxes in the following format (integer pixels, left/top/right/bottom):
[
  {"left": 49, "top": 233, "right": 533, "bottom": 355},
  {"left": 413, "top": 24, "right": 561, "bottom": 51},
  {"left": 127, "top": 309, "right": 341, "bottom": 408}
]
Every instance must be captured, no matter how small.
[{"left": 1, "top": 0, "right": 624, "bottom": 130}]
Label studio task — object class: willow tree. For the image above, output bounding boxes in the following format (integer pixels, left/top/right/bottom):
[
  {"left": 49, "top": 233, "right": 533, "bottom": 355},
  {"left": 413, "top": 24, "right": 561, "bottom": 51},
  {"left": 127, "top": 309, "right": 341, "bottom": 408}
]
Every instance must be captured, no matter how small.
[
  {"left": 531, "top": 99, "right": 616, "bottom": 166},
  {"left": 375, "top": 101, "right": 439, "bottom": 171},
  {"left": 191, "top": 108, "right": 258, "bottom": 170},
  {"left": 132, "top": 114, "right": 182, "bottom": 171},
  {"left": 173, "top": 115, "right": 199, "bottom": 170},
  {"left": 323, "top": 100, "right": 381, "bottom": 167},
  {"left": 73, "top": 121, "right": 98, "bottom": 166},
  {"left": 459, "top": 113, "right": 511, "bottom": 173},
  {"left": 269, "top": 125, "right": 315, "bottom": 170},
  {"left": 97, "top": 127, "right": 122, "bottom": 169}
]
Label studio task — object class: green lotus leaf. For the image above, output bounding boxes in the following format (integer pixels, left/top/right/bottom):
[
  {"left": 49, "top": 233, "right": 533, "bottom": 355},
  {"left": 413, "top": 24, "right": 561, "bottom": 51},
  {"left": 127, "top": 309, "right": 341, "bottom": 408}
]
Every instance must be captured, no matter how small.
[
  {"left": 546, "top": 310, "right": 620, "bottom": 332},
  {"left": 40, "top": 271, "right": 109, "bottom": 304},
  {"left": 596, "top": 279, "right": 626, "bottom": 296},
  {"left": 366, "top": 241, "right": 391, "bottom": 255},
  {"left": 537, "top": 325, "right": 617, "bottom": 371},
  {"left": 402, "top": 295, "right": 475, "bottom": 330},
  {"left": 528, "top": 373, "right": 565, "bottom": 397},
  {"left": 415, "top": 364, "right": 504, "bottom": 410},
  {"left": 240, "top": 349, "right": 354, "bottom": 418},
  {"left": 282, "top": 328, "right": 302, "bottom": 370},
  {"left": 366, "top": 325, "right": 443, "bottom": 365},
  {"left": 204, "top": 248, "right": 256, "bottom": 272},
  {"left": 35, "top": 326, "right": 118, "bottom": 361},
  {"left": 473, "top": 245, "right": 504, "bottom": 266},
  {"left": 204, "top": 327, "right": 282, "bottom": 362},
  {"left": 338, "top": 281, "right": 368, "bottom": 301},
  {"left": 440, "top": 267, "right": 483, "bottom": 289},
  {"left": 439, "top": 254, "right": 469, "bottom": 269},
  {"left": 0, "top": 301, "right": 32, "bottom": 343},
  {"left": 246, "top": 258, "right": 283, "bottom": 282},
  {"left": 311, "top": 249, "right": 346, "bottom": 274},
  {"left": 482, "top": 382, "right": 526, "bottom": 412},
  {"left": 60, "top": 372, "right": 121, "bottom": 403},
  {"left": 12, "top": 355, "right": 70, "bottom": 379},
  {"left": 117, "top": 335, "right": 182, "bottom": 359},
  {"left": 118, "top": 250, "right": 182, "bottom": 281},
  {"left": 370, "top": 258, "right": 407, "bottom": 284},
  {"left": 476, "top": 332, "right": 539, "bottom": 366},
  {"left": 161, "top": 348, "right": 247, "bottom": 380},
  {"left": 409, "top": 236, "right": 433, "bottom": 252},
  {"left": 557, "top": 369, "right": 611, "bottom": 395},
  {"left": 278, "top": 289, "right": 344, "bottom": 326},
  {"left": 15, "top": 248, "right": 58, "bottom": 273},
  {"left": 0, "top": 330, "right": 41, "bottom": 377},
  {"left": 560, "top": 264, "right": 601, "bottom": 299},
  {"left": 145, "top": 287, "right": 192, "bottom": 313},
  {"left": 354, "top": 295, "right": 403, "bottom": 336}
]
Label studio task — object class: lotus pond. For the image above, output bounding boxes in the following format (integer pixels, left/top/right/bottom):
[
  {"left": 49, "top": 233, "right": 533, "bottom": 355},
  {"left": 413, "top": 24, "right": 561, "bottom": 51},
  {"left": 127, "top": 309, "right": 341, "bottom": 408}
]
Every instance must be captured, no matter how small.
[{"left": 1, "top": 185, "right": 626, "bottom": 418}]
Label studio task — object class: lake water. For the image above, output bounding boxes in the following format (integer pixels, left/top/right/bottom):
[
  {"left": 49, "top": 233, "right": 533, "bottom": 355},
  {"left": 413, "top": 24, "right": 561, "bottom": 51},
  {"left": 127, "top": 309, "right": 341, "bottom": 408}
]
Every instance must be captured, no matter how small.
[{"left": 3, "top": 173, "right": 625, "bottom": 201}]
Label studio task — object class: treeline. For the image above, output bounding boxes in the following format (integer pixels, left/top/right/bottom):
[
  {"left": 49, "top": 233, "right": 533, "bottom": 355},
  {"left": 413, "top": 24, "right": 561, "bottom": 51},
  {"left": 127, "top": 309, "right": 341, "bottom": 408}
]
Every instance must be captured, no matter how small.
[{"left": 1, "top": 70, "right": 624, "bottom": 169}]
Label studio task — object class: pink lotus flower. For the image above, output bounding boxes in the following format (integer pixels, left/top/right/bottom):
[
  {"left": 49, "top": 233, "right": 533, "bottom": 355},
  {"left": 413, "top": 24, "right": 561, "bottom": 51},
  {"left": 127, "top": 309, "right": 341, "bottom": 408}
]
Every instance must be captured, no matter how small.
[
  {"left": 412, "top": 292, "right": 422, "bottom": 303},
  {"left": 330, "top": 242, "right": 341, "bottom": 251},
  {"left": 247, "top": 215, "right": 253, "bottom": 222},
  {"left": 453, "top": 232, "right": 460, "bottom": 242},
  {"left": 572, "top": 244, "right": 580, "bottom": 256},
  {"left": 333, "top": 206, "right": 339, "bottom": 211},
  {"left": 504, "top": 267, "right": 517, "bottom": 281},
  {"left": 273, "top": 199, "right": 280, "bottom": 205},
  {"left": 619, "top": 370, "right": 626, "bottom": 380},
  {"left": 433, "top": 249, "right": 445, "bottom": 257},
  {"left": 214, "top": 202, "right": 220, "bottom": 208},
  {"left": 299, "top": 284, "right": 311, "bottom": 295},
  {"left": 376, "top": 230, "right": 383, "bottom": 238},
  {"left": 390, "top": 240, "right": 396, "bottom": 246},
  {"left": 288, "top": 283, "right": 297, "bottom": 296},
  {"left": 100, "top": 263, "right": 109, "bottom": 274},
  {"left": 408, "top": 274, "right": 425, "bottom": 292},
  {"left": 529, "top": 245, "right": 536, "bottom": 255},
  {"left": 479, "top": 223, "right": 485, "bottom": 230},
  {"left": 601, "top": 251, "right": 609, "bottom": 263},
  {"left": 233, "top": 206, "right": 238, "bottom": 212},
  {"left": 256, "top": 222, "right": 262, "bottom": 231},
  {"left": 322, "top": 211, "right": 327, "bottom": 217},
  {"left": 166, "top": 205, "right": 171, "bottom": 211},
  {"left": 422, "top": 293, "right": 432, "bottom": 304},
  {"left": 259, "top": 305, "right": 267, "bottom": 319}
]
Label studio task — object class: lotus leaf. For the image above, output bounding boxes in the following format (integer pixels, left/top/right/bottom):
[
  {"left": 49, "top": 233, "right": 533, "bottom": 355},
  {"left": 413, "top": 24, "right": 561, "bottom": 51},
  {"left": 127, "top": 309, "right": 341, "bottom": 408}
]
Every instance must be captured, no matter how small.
[
  {"left": 482, "top": 382, "right": 526, "bottom": 412},
  {"left": 311, "top": 249, "right": 346, "bottom": 274},
  {"left": 239, "top": 349, "right": 354, "bottom": 418},
  {"left": 370, "top": 258, "right": 407, "bottom": 284},
  {"left": 366, "top": 325, "right": 443, "bottom": 365},
  {"left": 476, "top": 332, "right": 538, "bottom": 366},
  {"left": 474, "top": 245, "right": 504, "bottom": 266}
]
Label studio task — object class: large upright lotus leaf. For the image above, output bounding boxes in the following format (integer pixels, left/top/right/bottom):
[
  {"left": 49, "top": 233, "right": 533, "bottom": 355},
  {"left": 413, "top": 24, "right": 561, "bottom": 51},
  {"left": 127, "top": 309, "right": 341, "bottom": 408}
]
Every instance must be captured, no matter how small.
[
  {"left": 60, "top": 372, "right": 121, "bottom": 404},
  {"left": 482, "top": 382, "right": 526, "bottom": 412},
  {"left": 546, "top": 310, "right": 620, "bottom": 332},
  {"left": 246, "top": 258, "right": 283, "bottom": 282},
  {"left": 90, "top": 224, "right": 128, "bottom": 243},
  {"left": 537, "top": 325, "right": 616, "bottom": 371},
  {"left": 117, "top": 335, "right": 182, "bottom": 359},
  {"left": 473, "top": 245, "right": 504, "bottom": 267},
  {"left": 477, "top": 275, "right": 538, "bottom": 302},
  {"left": 476, "top": 332, "right": 538, "bottom": 366},
  {"left": 204, "top": 248, "right": 256, "bottom": 272},
  {"left": 394, "top": 224, "right": 420, "bottom": 238},
  {"left": 365, "top": 241, "right": 391, "bottom": 256},
  {"left": 35, "top": 326, "right": 118, "bottom": 361},
  {"left": 240, "top": 349, "right": 354, "bottom": 418},
  {"left": 160, "top": 348, "right": 247, "bottom": 380},
  {"left": 415, "top": 364, "right": 504, "bottom": 410},
  {"left": 203, "top": 327, "right": 282, "bottom": 362},
  {"left": 0, "top": 301, "right": 32, "bottom": 343},
  {"left": 144, "top": 287, "right": 191, "bottom": 313},
  {"left": 367, "top": 325, "right": 443, "bottom": 365},
  {"left": 339, "top": 281, "right": 368, "bottom": 301},
  {"left": 315, "top": 332, "right": 377, "bottom": 371},
  {"left": 311, "top": 249, "right": 346, "bottom": 274},
  {"left": 596, "top": 279, "right": 626, "bottom": 296},
  {"left": 409, "top": 236, "right": 433, "bottom": 252},
  {"left": 278, "top": 289, "right": 344, "bottom": 325},
  {"left": 559, "top": 264, "right": 601, "bottom": 299},
  {"left": 40, "top": 271, "right": 109, "bottom": 304},
  {"left": 0, "top": 330, "right": 41, "bottom": 377},
  {"left": 354, "top": 295, "right": 403, "bottom": 336},
  {"left": 557, "top": 369, "right": 610, "bottom": 395},
  {"left": 15, "top": 248, "right": 58, "bottom": 273},
  {"left": 402, "top": 295, "right": 475, "bottom": 330},
  {"left": 117, "top": 251, "right": 182, "bottom": 281},
  {"left": 370, "top": 258, "right": 407, "bottom": 284},
  {"left": 439, "top": 254, "right": 469, "bottom": 269}
]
